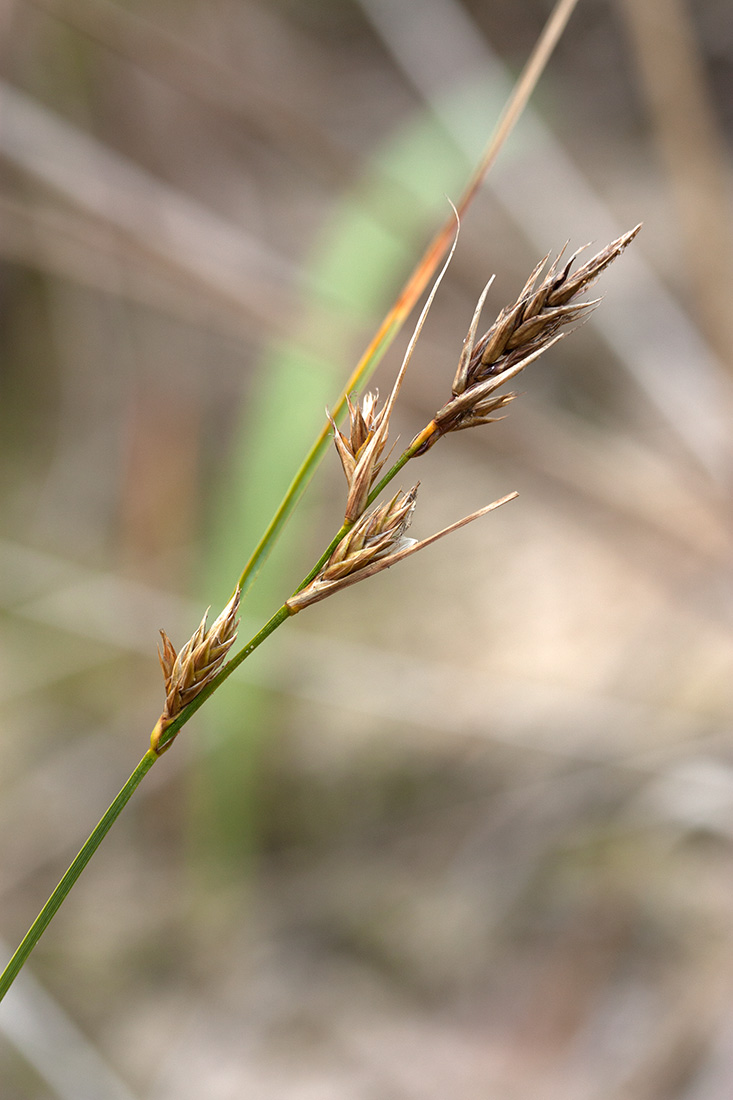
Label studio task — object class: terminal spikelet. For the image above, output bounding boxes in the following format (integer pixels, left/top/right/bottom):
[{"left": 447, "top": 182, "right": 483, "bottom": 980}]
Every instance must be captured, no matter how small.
[{"left": 414, "top": 224, "right": 642, "bottom": 452}]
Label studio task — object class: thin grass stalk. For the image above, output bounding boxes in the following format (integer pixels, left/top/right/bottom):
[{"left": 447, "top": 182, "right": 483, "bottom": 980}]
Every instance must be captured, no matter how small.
[{"left": 0, "top": 751, "right": 157, "bottom": 1002}]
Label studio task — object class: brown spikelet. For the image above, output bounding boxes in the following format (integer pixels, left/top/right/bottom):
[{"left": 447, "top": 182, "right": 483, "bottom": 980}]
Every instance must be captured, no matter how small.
[
  {"left": 287, "top": 488, "right": 518, "bottom": 612},
  {"left": 151, "top": 588, "right": 241, "bottom": 754},
  {"left": 287, "top": 488, "right": 418, "bottom": 611},
  {"left": 328, "top": 392, "right": 389, "bottom": 517},
  {"left": 414, "top": 224, "right": 641, "bottom": 453}
]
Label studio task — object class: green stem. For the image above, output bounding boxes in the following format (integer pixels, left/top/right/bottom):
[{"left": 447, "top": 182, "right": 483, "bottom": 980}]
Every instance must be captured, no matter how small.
[
  {"left": 0, "top": 749, "right": 157, "bottom": 1003},
  {"left": 367, "top": 426, "right": 430, "bottom": 504}
]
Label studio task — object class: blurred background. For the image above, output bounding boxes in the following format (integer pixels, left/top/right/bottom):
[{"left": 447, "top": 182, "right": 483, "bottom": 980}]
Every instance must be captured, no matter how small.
[{"left": 1, "top": 0, "right": 733, "bottom": 1096}]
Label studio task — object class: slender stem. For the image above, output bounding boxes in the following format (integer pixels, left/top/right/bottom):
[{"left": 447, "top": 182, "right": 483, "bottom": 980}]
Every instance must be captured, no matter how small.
[
  {"left": 234, "top": 426, "right": 341, "bottom": 596},
  {"left": 366, "top": 424, "right": 433, "bottom": 504},
  {"left": 0, "top": 750, "right": 157, "bottom": 1003}
]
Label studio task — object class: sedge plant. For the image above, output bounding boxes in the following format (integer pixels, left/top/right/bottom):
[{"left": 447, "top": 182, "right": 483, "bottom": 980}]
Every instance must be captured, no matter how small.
[{"left": 0, "top": 0, "right": 639, "bottom": 1005}]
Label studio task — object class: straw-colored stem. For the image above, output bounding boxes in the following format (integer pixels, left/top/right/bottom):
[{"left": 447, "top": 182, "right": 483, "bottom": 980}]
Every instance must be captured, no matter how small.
[{"left": 0, "top": 749, "right": 157, "bottom": 1003}]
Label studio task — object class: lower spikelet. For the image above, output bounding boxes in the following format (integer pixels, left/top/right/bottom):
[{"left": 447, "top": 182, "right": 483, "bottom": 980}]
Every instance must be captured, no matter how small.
[{"left": 151, "top": 589, "right": 241, "bottom": 754}]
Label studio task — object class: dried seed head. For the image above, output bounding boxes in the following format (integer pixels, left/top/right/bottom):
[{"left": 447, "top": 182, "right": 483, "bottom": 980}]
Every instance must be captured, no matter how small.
[
  {"left": 287, "top": 488, "right": 518, "bottom": 613},
  {"left": 414, "top": 224, "right": 641, "bottom": 453},
  {"left": 151, "top": 588, "right": 241, "bottom": 753},
  {"left": 287, "top": 487, "right": 418, "bottom": 611},
  {"left": 329, "top": 392, "right": 389, "bottom": 521},
  {"left": 456, "top": 225, "right": 641, "bottom": 394}
]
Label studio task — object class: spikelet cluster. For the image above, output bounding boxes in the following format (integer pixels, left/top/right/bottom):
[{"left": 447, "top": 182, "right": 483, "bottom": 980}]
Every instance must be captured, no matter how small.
[
  {"left": 308, "top": 226, "right": 640, "bottom": 613},
  {"left": 146, "top": 221, "right": 640, "bottom": 750}
]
